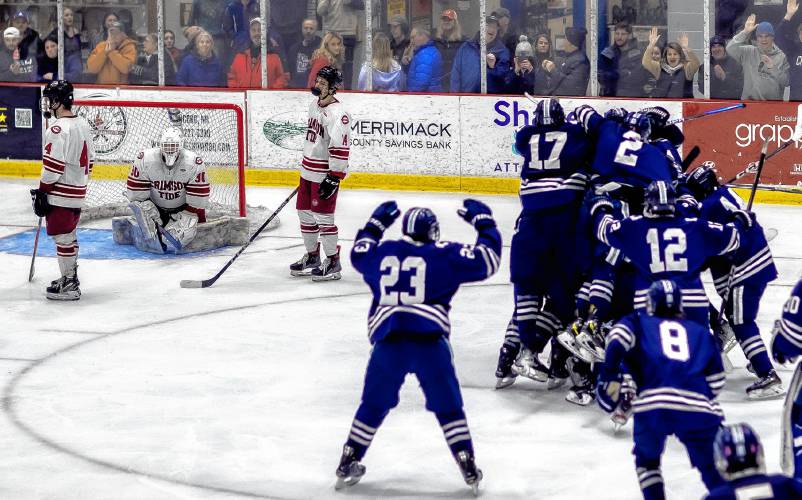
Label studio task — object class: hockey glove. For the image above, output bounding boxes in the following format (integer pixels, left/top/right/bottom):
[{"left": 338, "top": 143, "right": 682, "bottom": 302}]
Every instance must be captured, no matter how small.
[
  {"left": 771, "top": 320, "right": 796, "bottom": 365},
  {"left": 458, "top": 199, "right": 495, "bottom": 229},
  {"left": 318, "top": 173, "right": 341, "bottom": 200},
  {"left": 364, "top": 201, "right": 400, "bottom": 238},
  {"left": 30, "top": 188, "right": 51, "bottom": 217},
  {"left": 732, "top": 209, "right": 755, "bottom": 230},
  {"left": 595, "top": 378, "right": 621, "bottom": 414},
  {"left": 588, "top": 193, "right": 614, "bottom": 218}
]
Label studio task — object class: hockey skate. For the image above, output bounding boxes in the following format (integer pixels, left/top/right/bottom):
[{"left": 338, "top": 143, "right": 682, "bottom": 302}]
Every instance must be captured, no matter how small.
[
  {"left": 575, "top": 320, "right": 608, "bottom": 363},
  {"left": 46, "top": 273, "right": 80, "bottom": 301},
  {"left": 611, "top": 376, "right": 636, "bottom": 431},
  {"left": 746, "top": 370, "right": 785, "bottom": 400},
  {"left": 511, "top": 348, "right": 549, "bottom": 383},
  {"left": 556, "top": 320, "right": 585, "bottom": 360},
  {"left": 495, "top": 345, "right": 519, "bottom": 389},
  {"left": 289, "top": 247, "right": 321, "bottom": 277},
  {"left": 565, "top": 358, "right": 595, "bottom": 406},
  {"left": 311, "top": 250, "right": 342, "bottom": 282},
  {"left": 455, "top": 450, "right": 482, "bottom": 497},
  {"left": 334, "top": 445, "right": 366, "bottom": 490},
  {"left": 547, "top": 339, "right": 570, "bottom": 390}
]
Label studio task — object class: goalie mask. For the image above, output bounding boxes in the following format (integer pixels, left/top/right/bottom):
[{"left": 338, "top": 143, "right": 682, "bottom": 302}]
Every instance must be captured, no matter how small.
[{"left": 160, "top": 127, "right": 183, "bottom": 167}]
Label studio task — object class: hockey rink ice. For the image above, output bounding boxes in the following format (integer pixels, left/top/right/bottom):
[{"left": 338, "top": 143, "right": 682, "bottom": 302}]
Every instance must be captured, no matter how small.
[{"left": 1, "top": 178, "right": 800, "bottom": 499}]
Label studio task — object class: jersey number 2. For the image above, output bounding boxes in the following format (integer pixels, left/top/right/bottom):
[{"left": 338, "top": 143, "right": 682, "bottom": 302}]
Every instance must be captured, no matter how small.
[
  {"left": 529, "top": 131, "right": 567, "bottom": 170},
  {"left": 614, "top": 131, "right": 643, "bottom": 167},
  {"left": 379, "top": 256, "right": 426, "bottom": 305},
  {"left": 647, "top": 228, "right": 688, "bottom": 273}
]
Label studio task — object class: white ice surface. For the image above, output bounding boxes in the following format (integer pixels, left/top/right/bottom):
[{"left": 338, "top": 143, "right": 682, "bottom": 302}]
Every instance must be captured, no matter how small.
[{"left": 0, "top": 178, "right": 800, "bottom": 500}]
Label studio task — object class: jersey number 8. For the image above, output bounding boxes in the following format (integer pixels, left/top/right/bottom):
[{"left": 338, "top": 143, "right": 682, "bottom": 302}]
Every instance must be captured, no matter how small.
[
  {"left": 379, "top": 256, "right": 426, "bottom": 306},
  {"left": 659, "top": 320, "right": 690, "bottom": 362}
]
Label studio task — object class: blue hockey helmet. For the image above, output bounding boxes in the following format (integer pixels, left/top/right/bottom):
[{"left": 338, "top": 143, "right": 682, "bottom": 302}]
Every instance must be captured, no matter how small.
[
  {"left": 643, "top": 180, "right": 676, "bottom": 218},
  {"left": 687, "top": 161, "right": 719, "bottom": 200},
  {"left": 714, "top": 423, "right": 765, "bottom": 480},
  {"left": 625, "top": 111, "right": 652, "bottom": 141},
  {"left": 402, "top": 207, "right": 440, "bottom": 243},
  {"left": 646, "top": 280, "right": 683, "bottom": 317},
  {"left": 534, "top": 98, "right": 565, "bottom": 127}
]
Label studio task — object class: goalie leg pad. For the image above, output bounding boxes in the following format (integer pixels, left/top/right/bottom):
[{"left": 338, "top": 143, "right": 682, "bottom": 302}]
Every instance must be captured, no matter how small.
[
  {"left": 782, "top": 361, "right": 802, "bottom": 477},
  {"left": 129, "top": 201, "right": 163, "bottom": 251},
  {"left": 112, "top": 217, "right": 135, "bottom": 245},
  {"left": 164, "top": 211, "right": 199, "bottom": 250},
  {"left": 181, "top": 216, "right": 250, "bottom": 253}
]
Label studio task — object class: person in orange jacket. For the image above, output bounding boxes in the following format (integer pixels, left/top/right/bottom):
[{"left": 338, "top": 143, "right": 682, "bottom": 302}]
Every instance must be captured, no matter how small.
[
  {"left": 228, "top": 18, "right": 288, "bottom": 88},
  {"left": 86, "top": 21, "right": 137, "bottom": 84}
]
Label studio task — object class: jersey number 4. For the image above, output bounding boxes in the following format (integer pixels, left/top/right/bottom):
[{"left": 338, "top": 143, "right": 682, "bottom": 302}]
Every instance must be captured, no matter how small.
[
  {"left": 379, "top": 256, "right": 426, "bottom": 305},
  {"left": 45, "top": 141, "right": 90, "bottom": 175},
  {"left": 529, "top": 131, "right": 567, "bottom": 170},
  {"left": 647, "top": 228, "right": 688, "bottom": 273}
]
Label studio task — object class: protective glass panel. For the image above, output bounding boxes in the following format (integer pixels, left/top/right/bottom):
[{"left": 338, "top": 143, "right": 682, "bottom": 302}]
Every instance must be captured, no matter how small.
[{"left": 0, "top": 4, "right": 58, "bottom": 83}]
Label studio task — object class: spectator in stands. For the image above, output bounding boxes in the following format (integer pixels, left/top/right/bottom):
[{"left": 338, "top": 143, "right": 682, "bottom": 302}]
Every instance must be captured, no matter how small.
[
  {"left": 434, "top": 9, "right": 464, "bottom": 91},
  {"left": 544, "top": 26, "right": 589, "bottom": 96},
  {"left": 599, "top": 21, "right": 647, "bottom": 97},
  {"left": 357, "top": 32, "right": 403, "bottom": 91},
  {"left": 389, "top": 15, "right": 410, "bottom": 66},
  {"left": 177, "top": 30, "right": 224, "bottom": 87},
  {"left": 223, "top": 0, "right": 262, "bottom": 57},
  {"left": 129, "top": 33, "right": 176, "bottom": 86},
  {"left": 11, "top": 11, "right": 43, "bottom": 62},
  {"left": 0, "top": 27, "right": 35, "bottom": 82},
  {"left": 48, "top": 7, "right": 81, "bottom": 59},
  {"left": 307, "top": 31, "right": 345, "bottom": 88},
  {"left": 316, "top": 0, "right": 359, "bottom": 92},
  {"left": 532, "top": 33, "right": 554, "bottom": 94},
  {"left": 271, "top": 0, "right": 307, "bottom": 53},
  {"left": 509, "top": 53, "right": 536, "bottom": 94},
  {"left": 164, "top": 30, "right": 183, "bottom": 67},
  {"left": 228, "top": 18, "right": 288, "bottom": 89},
  {"left": 451, "top": 16, "right": 512, "bottom": 94},
  {"left": 727, "top": 14, "right": 790, "bottom": 100},
  {"left": 183, "top": 26, "right": 203, "bottom": 54},
  {"left": 406, "top": 25, "right": 442, "bottom": 92},
  {"left": 642, "top": 28, "right": 700, "bottom": 98},
  {"left": 91, "top": 13, "right": 120, "bottom": 52},
  {"left": 777, "top": 0, "right": 802, "bottom": 101},
  {"left": 37, "top": 34, "right": 82, "bottom": 83},
  {"left": 493, "top": 7, "right": 519, "bottom": 57},
  {"left": 287, "top": 18, "right": 321, "bottom": 88},
  {"left": 86, "top": 21, "right": 137, "bottom": 84},
  {"left": 697, "top": 35, "right": 744, "bottom": 99},
  {"left": 190, "top": 0, "right": 228, "bottom": 67}
]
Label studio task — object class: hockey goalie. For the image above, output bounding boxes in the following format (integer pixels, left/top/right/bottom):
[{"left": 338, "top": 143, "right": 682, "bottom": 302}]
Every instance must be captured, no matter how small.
[{"left": 112, "top": 126, "right": 247, "bottom": 253}]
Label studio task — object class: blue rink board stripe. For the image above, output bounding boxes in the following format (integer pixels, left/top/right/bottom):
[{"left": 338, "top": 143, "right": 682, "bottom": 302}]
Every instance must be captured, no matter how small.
[{"left": 0, "top": 228, "right": 225, "bottom": 260}]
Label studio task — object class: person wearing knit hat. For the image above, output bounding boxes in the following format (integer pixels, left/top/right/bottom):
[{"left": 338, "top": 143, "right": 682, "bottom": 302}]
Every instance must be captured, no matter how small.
[
  {"left": 697, "top": 34, "right": 744, "bottom": 99},
  {"left": 389, "top": 15, "right": 410, "bottom": 67},
  {"left": 726, "top": 13, "right": 789, "bottom": 100},
  {"left": 565, "top": 26, "right": 587, "bottom": 49},
  {"left": 776, "top": 0, "right": 802, "bottom": 100}
]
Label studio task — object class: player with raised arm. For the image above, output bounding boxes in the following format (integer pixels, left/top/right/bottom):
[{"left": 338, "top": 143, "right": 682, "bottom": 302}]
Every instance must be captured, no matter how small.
[
  {"left": 334, "top": 199, "right": 501, "bottom": 495},
  {"left": 704, "top": 423, "right": 802, "bottom": 500},
  {"left": 290, "top": 65, "right": 351, "bottom": 281},
  {"left": 30, "top": 80, "right": 95, "bottom": 300},
  {"left": 122, "top": 126, "right": 209, "bottom": 253},
  {"left": 597, "top": 280, "right": 727, "bottom": 498}
]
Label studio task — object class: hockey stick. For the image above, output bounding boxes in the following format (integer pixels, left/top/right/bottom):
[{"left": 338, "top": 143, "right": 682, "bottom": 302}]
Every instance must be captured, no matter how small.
[
  {"left": 28, "top": 217, "right": 43, "bottom": 282},
  {"left": 681, "top": 145, "right": 701, "bottom": 172},
  {"left": 667, "top": 103, "right": 746, "bottom": 125},
  {"left": 180, "top": 187, "right": 298, "bottom": 289}
]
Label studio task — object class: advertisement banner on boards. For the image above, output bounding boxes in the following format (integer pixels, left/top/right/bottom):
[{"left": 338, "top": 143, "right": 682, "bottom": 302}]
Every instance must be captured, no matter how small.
[
  {"left": 248, "top": 90, "right": 461, "bottom": 175},
  {"left": 0, "top": 85, "right": 42, "bottom": 160},
  {"left": 683, "top": 101, "right": 801, "bottom": 186}
]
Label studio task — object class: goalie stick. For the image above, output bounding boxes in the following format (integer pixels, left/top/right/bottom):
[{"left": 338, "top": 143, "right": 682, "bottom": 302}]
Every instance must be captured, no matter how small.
[
  {"left": 28, "top": 217, "right": 42, "bottom": 282},
  {"left": 180, "top": 187, "right": 298, "bottom": 289}
]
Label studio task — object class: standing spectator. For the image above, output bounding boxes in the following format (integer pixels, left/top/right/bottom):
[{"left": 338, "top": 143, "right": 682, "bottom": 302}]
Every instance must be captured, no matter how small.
[
  {"left": 316, "top": 0, "right": 359, "bottom": 91},
  {"left": 11, "top": 11, "right": 43, "bottom": 62},
  {"left": 451, "top": 16, "right": 512, "bottom": 94},
  {"left": 544, "top": 26, "right": 589, "bottom": 96},
  {"left": 164, "top": 30, "right": 183, "bottom": 68},
  {"left": 190, "top": 0, "right": 228, "bottom": 66},
  {"left": 357, "top": 32, "right": 404, "bottom": 91},
  {"left": 727, "top": 15, "right": 790, "bottom": 100},
  {"left": 777, "top": 0, "right": 802, "bottom": 101},
  {"left": 307, "top": 32, "right": 345, "bottom": 88},
  {"left": 182, "top": 26, "right": 203, "bottom": 54},
  {"left": 599, "top": 22, "right": 648, "bottom": 97},
  {"left": 177, "top": 30, "right": 224, "bottom": 87},
  {"left": 643, "top": 43, "right": 663, "bottom": 96},
  {"left": 509, "top": 54, "right": 536, "bottom": 94},
  {"left": 0, "top": 27, "right": 35, "bottom": 82},
  {"left": 434, "top": 9, "right": 464, "bottom": 90},
  {"left": 532, "top": 33, "right": 554, "bottom": 94},
  {"left": 389, "top": 15, "right": 410, "bottom": 66},
  {"left": 406, "top": 25, "right": 442, "bottom": 92},
  {"left": 86, "top": 21, "right": 136, "bottom": 84},
  {"left": 129, "top": 34, "right": 176, "bottom": 86},
  {"left": 48, "top": 7, "right": 81, "bottom": 59},
  {"left": 493, "top": 7, "right": 519, "bottom": 56},
  {"left": 223, "top": 0, "right": 261, "bottom": 57},
  {"left": 287, "top": 18, "right": 321, "bottom": 89},
  {"left": 227, "top": 18, "right": 288, "bottom": 89},
  {"left": 697, "top": 35, "right": 744, "bottom": 99},
  {"left": 642, "top": 28, "right": 701, "bottom": 98},
  {"left": 271, "top": 0, "right": 308, "bottom": 53},
  {"left": 37, "top": 35, "right": 82, "bottom": 83},
  {"left": 90, "top": 13, "right": 120, "bottom": 52}
]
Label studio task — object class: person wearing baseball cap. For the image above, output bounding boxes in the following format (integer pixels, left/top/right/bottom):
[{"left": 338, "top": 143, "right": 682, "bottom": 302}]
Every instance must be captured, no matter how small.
[
  {"left": 776, "top": 0, "right": 802, "bottom": 100},
  {"left": 1, "top": 24, "right": 38, "bottom": 82},
  {"left": 492, "top": 7, "right": 520, "bottom": 57},
  {"left": 11, "top": 9, "right": 44, "bottom": 62},
  {"left": 727, "top": 13, "right": 789, "bottom": 100},
  {"left": 696, "top": 35, "right": 744, "bottom": 99},
  {"left": 434, "top": 9, "right": 464, "bottom": 90}
]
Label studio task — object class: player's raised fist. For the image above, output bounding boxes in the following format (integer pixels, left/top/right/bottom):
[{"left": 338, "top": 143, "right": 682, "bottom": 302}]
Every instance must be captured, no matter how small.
[
  {"left": 458, "top": 199, "right": 495, "bottom": 229},
  {"left": 368, "top": 201, "right": 401, "bottom": 232}
]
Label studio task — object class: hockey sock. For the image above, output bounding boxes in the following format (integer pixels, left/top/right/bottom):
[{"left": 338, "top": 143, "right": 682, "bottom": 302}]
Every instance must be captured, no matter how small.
[
  {"left": 575, "top": 281, "right": 591, "bottom": 319},
  {"left": 436, "top": 411, "right": 474, "bottom": 456},
  {"left": 313, "top": 212, "right": 339, "bottom": 257},
  {"left": 635, "top": 464, "right": 665, "bottom": 500},
  {"left": 502, "top": 319, "right": 521, "bottom": 352},
  {"left": 53, "top": 232, "right": 78, "bottom": 277},
  {"left": 589, "top": 278, "right": 614, "bottom": 319},
  {"left": 733, "top": 322, "right": 773, "bottom": 377},
  {"left": 346, "top": 405, "right": 389, "bottom": 460},
  {"left": 298, "top": 210, "right": 320, "bottom": 253}
]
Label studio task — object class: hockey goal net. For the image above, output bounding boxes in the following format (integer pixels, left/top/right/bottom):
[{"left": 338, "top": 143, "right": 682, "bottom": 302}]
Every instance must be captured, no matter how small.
[{"left": 72, "top": 99, "right": 246, "bottom": 221}]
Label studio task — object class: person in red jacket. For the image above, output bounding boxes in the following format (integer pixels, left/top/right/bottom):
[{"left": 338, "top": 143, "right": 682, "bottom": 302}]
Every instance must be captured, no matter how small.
[{"left": 228, "top": 18, "right": 288, "bottom": 88}]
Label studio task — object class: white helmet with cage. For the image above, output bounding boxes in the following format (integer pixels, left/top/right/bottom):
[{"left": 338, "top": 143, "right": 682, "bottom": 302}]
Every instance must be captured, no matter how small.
[{"left": 160, "top": 126, "right": 183, "bottom": 167}]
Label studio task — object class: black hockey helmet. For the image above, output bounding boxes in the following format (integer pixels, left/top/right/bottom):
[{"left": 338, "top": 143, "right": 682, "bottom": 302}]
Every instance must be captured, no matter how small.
[
  {"left": 687, "top": 161, "right": 719, "bottom": 200},
  {"left": 315, "top": 65, "right": 343, "bottom": 93},
  {"left": 643, "top": 180, "right": 676, "bottom": 218},
  {"left": 402, "top": 207, "right": 440, "bottom": 243},
  {"left": 640, "top": 106, "right": 670, "bottom": 129},
  {"left": 646, "top": 279, "right": 683, "bottom": 318},
  {"left": 534, "top": 98, "right": 565, "bottom": 127},
  {"left": 41, "top": 79, "right": 74, "bottom": 111},
  {"left": 714, "top": 423, "right": 765, "bottom": 480}
]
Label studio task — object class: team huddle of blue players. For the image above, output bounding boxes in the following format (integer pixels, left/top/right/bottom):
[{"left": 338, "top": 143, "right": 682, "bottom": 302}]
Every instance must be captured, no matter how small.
[{"left": 333, "top": 97, "right": 802, "bottom": 498}]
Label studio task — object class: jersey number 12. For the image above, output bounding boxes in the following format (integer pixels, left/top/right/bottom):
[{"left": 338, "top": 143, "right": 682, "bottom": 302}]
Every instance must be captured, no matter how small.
[{"left": 647, "top": 228, "right": 688, "bottom": 273}]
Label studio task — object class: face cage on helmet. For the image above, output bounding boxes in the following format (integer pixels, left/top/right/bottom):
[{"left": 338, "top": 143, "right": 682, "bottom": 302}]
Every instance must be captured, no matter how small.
[
  {"left": 39, "top": 96, "right": 59, "bottom": 117},
  {"left": 161, "top": 142, "right": 181, "bottom": 166}
]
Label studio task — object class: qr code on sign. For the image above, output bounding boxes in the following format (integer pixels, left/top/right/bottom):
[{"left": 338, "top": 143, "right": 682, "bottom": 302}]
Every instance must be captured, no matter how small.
[{"left": 15, "top": 108, "right": 32, "bottom": 129}]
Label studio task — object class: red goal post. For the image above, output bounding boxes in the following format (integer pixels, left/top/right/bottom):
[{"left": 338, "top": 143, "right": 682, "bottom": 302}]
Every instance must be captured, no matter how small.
[{"left": 72, "top": 99, "right": 246, "bottom": 219}]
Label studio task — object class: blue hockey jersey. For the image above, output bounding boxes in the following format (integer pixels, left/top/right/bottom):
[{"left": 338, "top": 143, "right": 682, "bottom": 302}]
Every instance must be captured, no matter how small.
[
  {"left": 704, "top": 473, "right": 802, "bottom": 499},
  {"left": 595, "top": 212, "right": 740, "bottom": 313},
  {"left": 351, "top": 226, "right": 502, "bottom": 344},
  {"left": 772, "top": 278, "right": 802, "bottom": 358},
  {"left": 514, "top": 122, "right": 592, "bottom": 212},
  {"left": 604, "top": 312, "right": 725, "bottom": 421}
]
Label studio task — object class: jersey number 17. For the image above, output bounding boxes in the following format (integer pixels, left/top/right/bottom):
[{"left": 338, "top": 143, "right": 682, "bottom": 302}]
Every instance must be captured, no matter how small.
[{"left": 529, "top": 132, "right": 567, "bottom": 170}]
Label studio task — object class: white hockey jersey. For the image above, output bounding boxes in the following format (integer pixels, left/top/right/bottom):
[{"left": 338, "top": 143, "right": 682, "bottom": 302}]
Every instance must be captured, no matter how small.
[
  {"left": 301, "top": 97, "right": 351, "bottom": 183},
  {"left": 126, "top": 148, "right": 210, "bottom": 221},
  {"left": 40, "top": 115, "right": 95, "bottom": 208}
]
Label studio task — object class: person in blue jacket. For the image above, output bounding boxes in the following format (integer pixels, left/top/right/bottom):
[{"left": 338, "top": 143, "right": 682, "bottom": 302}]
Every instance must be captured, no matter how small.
[
  {"left": 406, "top": 25, "right": 443, "bottom": 92},
  {"left": 450, "top": 16, "right": 511, "bottom": 93},
  {"left": 177, "top": 31, "right": 224, "bottom": 87}
]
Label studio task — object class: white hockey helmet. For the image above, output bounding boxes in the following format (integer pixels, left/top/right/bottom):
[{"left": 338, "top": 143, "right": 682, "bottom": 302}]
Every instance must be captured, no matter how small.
[{"left": 160, "top": 126, "right": 183, "bottom": 167}]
